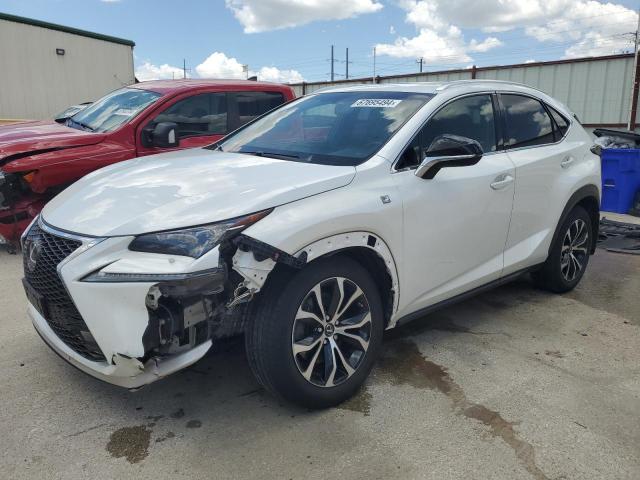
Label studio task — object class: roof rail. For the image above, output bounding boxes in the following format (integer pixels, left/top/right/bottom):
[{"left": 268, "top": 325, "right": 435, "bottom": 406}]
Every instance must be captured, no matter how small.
[{"left": 435, "top": 79, "right": 548, "bottom": 96}]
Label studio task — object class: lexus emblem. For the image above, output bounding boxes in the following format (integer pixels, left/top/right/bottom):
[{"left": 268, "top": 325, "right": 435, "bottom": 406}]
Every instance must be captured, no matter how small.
[{"left": 26, "top": 239, "right": 42, "bottom": 272}]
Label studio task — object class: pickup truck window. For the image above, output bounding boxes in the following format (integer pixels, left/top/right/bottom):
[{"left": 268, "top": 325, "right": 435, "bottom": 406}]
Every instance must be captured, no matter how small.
[
  {"left": 68, "top": 87, "right": 161, "bottom": 133},
  {"left": 150, "top": 93, "right": 228, "bottom": 138},
  {"left": 234, "top": 91, "right": 286, "bottom": 126}
]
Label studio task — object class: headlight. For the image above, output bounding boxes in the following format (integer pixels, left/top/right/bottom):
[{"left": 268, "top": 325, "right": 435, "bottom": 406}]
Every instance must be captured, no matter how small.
[{"left": 128, "top": 209, "right": 272, "bottom": 258}]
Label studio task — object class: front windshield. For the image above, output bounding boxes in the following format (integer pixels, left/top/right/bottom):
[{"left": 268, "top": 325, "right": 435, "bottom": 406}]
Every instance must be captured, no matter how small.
[
  {"left": 68, "top": 88, "right": 161, "bottom": 133},
  {"left": 219, "top": 91, "right": 433, "bottom": 166}
]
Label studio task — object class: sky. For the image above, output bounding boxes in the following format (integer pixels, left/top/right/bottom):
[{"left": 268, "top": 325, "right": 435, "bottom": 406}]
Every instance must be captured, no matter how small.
[{"left": 0, "top": 0, "right": 638, "bottom": 83}]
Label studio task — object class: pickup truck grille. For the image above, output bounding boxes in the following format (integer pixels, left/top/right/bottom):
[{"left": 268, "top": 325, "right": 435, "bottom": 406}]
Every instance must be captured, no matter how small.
[{"left": 24, "top": 223, "right": 106, "bottom": 362}]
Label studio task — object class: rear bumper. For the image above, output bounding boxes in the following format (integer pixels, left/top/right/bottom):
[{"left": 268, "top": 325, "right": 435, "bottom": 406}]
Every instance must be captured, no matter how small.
[{"left": 30, "top": 304, "right": 212, "bottom": 389}]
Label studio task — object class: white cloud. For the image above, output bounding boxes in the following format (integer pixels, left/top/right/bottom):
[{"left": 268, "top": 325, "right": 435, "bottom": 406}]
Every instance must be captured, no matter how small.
[
  {"left": 468, "top": 37, "right": 503, "bottom": 53},
  {"left": 389, "top": 25, "right": 396, "bottom": 35},
  {"left": 135, "top": 61, "right": 185, "bottom": 81},
  {"left": 376, "top": 2, "right": 503, "bottom": 63},
  {"left": 255, "top": 66, "right": 304, "bottom": 83},
  {"left": 377, "top": 26, "right": 474, "bottom": 63},
  {"left": 195, "top": 52, "right": 247, "bottom": 78},
  {"left": 194, "top": 52, "right": 304, "bottom": 83},
  {"left": 523, "top": 1, "right": 638, "bottom": 58},
  {"left": 376, "top": 0, "right": 637, "bottom": 64},
  {"left": 225, "top": 0, "right": 383, "bottom": 33}
]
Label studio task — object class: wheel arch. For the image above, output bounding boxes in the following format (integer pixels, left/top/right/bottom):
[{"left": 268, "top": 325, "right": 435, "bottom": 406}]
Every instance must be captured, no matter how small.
[
  {"left": 551, "top": 184, "right": 600, "bottom": 256},
  {"left": 293, "top": 232, "right": 400, "bottom": 329}
]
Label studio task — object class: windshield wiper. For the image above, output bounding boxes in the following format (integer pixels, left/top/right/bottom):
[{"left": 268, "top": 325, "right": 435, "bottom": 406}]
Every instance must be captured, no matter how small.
[
  {"left": 67, "top": 118, "right": 95, "bottom": 132},
  {"left": 241, "top": 151, "right": 300, "bottom": 160}
]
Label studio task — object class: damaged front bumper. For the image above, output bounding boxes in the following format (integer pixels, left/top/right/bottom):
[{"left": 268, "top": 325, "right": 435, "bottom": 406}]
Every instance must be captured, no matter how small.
[
  {"left": 31, "top": 303, "right": 213, "bottom": 389},
  {"left": 25, "top": 221, "right": 269, "bottom": 389}
]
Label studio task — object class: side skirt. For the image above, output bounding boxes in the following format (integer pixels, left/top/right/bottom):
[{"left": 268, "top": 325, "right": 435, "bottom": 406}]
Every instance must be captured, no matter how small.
[{"left": 394, "top": 265, "right": 543, "bottom": 327}]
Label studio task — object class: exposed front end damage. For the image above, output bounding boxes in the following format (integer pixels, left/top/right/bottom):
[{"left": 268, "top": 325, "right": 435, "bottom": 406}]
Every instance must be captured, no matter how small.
[
  {"left": 135, "top": 231, "right": 400, "bottom": 376},
  {"left": 138, "top": 235, "right": 306, "bottom": 361},
  {"left": 30, "top": 230, "right": 304, "bottom": 389}
]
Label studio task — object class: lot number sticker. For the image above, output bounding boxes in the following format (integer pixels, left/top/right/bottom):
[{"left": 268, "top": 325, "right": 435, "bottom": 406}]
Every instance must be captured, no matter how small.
[{"left": 351, "top": 99, "right": 402, "bottom": 108}]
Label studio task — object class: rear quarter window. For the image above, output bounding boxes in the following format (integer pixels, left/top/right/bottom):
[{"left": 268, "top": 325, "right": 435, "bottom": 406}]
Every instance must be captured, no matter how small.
[{"left": 547, "top": 106, "right": 570, "bottom": 139}]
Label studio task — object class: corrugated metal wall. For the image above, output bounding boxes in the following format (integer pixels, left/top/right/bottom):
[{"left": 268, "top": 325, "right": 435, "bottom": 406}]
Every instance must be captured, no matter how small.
[
  {"left": 291, "top": 55, "right": 638, "bottom": 128},
  {"left": 0, "top": 19, "right": 135, "bottom": 120}
]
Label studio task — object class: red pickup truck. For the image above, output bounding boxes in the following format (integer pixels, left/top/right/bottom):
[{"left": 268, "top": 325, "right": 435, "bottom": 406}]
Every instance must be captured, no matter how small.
[{"left": 0, "top": 79, "right": 295, "bottom": 244}]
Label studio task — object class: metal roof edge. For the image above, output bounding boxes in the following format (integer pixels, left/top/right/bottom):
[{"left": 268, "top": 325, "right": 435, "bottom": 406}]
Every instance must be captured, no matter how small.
[{"left": 0, "top": 12, "right": 135, "bottom": 47}]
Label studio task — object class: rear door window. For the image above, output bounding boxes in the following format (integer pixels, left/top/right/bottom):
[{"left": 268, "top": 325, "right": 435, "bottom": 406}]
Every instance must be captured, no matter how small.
[
  {"left": 501, "top": 94, "right": 554, "bottom": 148},
  {"left": 150, "top": 93, "right": 228, "bottom": 138},
  {"left": 231, "top": 91, "right": 286, "bottom": 128}
]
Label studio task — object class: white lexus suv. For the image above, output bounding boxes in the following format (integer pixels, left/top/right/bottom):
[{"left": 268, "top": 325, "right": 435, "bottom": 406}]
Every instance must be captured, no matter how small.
[{"left": 22, "top": 81, "right": 600, "bottom": 408}]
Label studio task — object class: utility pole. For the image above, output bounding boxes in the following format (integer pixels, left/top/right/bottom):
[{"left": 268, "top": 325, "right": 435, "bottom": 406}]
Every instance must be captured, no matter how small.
[
  {"left": 330, "top": 45, "right": 335, "bottom": 82},
  {"left": 373, "top": 46, "right": 376, "bottom": 82},
  {"left": 183, "top": 59, "right": 187, "bottom": 79},
  {"left": 417, "top": 57, "right": 423, "bottom": 73},
  {"left": 627, "top": 7, "right": 640, "bottom": 131},
  {"left": 345, "top": 48, "right": 349, "bottom": 80}
]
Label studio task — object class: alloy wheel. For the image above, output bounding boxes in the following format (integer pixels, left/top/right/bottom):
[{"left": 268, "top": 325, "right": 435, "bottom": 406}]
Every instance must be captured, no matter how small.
[
  {"left": 291, "top": 277, "right": 372, "bottom": 387},
  {"left": 560, "top": 218, "right": 589, "bottom": 282}
]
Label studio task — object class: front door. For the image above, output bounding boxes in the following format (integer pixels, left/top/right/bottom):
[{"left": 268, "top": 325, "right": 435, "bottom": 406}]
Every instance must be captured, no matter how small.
[
  {"left": 392, "top": 94, "right": 516, "bottom": 317},
  {"left": 137, "top": 92, "right": 229, "bottom": 156}
]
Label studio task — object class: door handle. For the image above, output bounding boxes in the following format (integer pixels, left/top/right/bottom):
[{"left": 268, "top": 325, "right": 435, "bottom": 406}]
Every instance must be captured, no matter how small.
[
  {"left": 561, "top": 156, "right": 575, "bottom": 168},
  {"left": 490, "top": 174, "right": 514, "bottom": 190}
]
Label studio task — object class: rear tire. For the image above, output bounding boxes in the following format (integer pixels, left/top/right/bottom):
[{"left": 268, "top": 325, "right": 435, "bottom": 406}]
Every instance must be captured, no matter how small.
[
  {"left": 245, "top": 256, "right": 384, "bottom": 409},
  {"left": 531, "top": 206, "right": 592, "bottom": 293}
]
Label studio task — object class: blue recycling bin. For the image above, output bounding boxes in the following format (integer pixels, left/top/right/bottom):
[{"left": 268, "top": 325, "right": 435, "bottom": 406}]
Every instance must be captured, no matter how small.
[{"left": 600, "top": 148, "right": 640, "bottom": 214}]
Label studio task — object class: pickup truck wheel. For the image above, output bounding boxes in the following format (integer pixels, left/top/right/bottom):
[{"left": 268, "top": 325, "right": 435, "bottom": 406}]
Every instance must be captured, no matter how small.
[
  {"left": 531, "top": 206, "right": 592, "bottom": 293},
  {"left": 245, "top": 256, "right": 384, "bottom": 409}
]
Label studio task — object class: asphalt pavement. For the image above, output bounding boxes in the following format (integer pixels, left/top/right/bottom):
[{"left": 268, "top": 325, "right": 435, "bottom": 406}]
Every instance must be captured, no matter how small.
[{"left": 0, "top": 249, "right": 638, "bottom": 480}]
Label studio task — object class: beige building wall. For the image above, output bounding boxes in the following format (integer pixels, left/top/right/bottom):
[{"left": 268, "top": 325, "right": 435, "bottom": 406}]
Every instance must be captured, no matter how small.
[{"left": 0, "top": 17, "right": 135, "bottom": 120}]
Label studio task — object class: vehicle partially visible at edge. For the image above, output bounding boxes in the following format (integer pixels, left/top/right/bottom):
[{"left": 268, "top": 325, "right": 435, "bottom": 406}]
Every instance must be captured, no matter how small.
[{"left": 0, "top": 79, "right": 295, "bottom": 244}]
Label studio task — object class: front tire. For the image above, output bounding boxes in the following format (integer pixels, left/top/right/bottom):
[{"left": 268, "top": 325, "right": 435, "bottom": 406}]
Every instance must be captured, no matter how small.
[
  {"left": 532, "top": 206, "right": 593, "bottom": 293},
  {"left": 245, "top": 256, "right": 384, "bottom": 409}
]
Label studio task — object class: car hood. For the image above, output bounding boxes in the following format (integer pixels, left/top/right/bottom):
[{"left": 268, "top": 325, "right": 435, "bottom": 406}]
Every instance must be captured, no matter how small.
[
  {"left": 42, "top": 149, "right": 356, "bottom": 236},
  {"left": 0, "top": 121, "right": 105, "bottom": 165}
]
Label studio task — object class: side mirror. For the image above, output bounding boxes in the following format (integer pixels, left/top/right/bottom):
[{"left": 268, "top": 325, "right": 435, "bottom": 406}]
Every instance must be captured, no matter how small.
[
  {"left": 143, "top": 122, "right": 179, "bottom": 148},
  {"left": 415, "top": 134, "right": 483, "bottom": 179}
]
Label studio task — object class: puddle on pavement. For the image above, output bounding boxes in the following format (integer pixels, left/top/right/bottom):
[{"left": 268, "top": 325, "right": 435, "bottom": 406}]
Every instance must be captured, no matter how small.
[
  {"left": 368, "top": 339, "right": 551, "bottom": 480},
  {"left": 106, "top": 425, "right": 151, "bottom": 464}
]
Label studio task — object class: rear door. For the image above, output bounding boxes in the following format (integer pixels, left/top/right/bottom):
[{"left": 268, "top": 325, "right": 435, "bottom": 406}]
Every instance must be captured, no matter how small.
[
  {"left": 498, "top": 93, "right": 579, "bottom": 275},
  {"left": 227, "top": 91, "right": 287, "bottom": 131}
]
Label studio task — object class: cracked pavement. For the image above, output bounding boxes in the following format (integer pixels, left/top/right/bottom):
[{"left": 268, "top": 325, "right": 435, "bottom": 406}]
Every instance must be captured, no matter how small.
[{"left": 1, "top": 249, "right": 639, "bottom": 479}]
